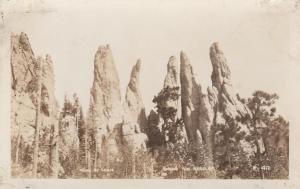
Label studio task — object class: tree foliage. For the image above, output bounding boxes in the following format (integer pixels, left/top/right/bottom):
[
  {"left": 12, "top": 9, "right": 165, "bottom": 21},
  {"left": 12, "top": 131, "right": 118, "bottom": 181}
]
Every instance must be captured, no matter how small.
[{"left": 243, "top": 90, "right": 288, "bottom": 179}]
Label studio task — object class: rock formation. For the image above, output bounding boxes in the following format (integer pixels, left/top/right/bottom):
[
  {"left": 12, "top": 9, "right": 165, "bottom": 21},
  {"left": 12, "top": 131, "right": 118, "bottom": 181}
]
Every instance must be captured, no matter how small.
[
  {"left": 122, "top": 59, "right": 149, "bottom": 154},
  {"left": 88, "top": 45, "right": 123, "bottom": 167},
  {"left": 163, "top": 56, "right": 180, "bottom": 115},
  {"left": 124, "top": 59, "right": 147, "bottom": 132},
  {"left": 38, "top": 55, "right": 60, "bottom": 177},
  {"left": 10, "top": 32, "right": 287, "bottom": 179},
  {"left": 87, "top": 46, "right": 150, "bottom": 177},
  {"left": 11, "top": 32, "right": 59, "bottom": 177},
  {"left": 90, "top": 44, "right": 122, "bottom": 130},
  {"left": 209, "top": 43, "right": 255, "bottom": 155},
  {"left": 179, "top": 43, "right": 253, "bottom": 146},
  {"left": 209, "top": 42, "right": 251, "bottom": 122},
  {"left": 11, "top": 32, "right": 36, "bottom": 93},
  {"left": 180, "top": 51, "right": 203, "bottom": 143},
  {"left": 11, "top": 33, "right": 37, "bottom": 169},
  {"left": 163, "top": 56, "right": 178, "bottom": 89},
  {"left": 179, "top": 51, "right": 215, "bottom": 175}
]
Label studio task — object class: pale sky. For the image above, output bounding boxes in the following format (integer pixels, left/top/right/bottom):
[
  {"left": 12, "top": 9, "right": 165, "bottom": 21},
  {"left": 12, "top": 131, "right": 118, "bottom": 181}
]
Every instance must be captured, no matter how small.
[{"left": 3, "top": 0, "right": 300, "bottom": 124}]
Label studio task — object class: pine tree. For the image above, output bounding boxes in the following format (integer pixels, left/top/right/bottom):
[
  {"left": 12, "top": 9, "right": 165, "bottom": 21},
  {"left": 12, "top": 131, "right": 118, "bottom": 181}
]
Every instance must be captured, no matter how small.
[
  {"left": 152, "top": 86, "right": 192, "bottom": 178},
  {"left": 213, "top": 114, "right": 247, "bottom": 178},
  {"left": 262, "top": 116, "right": 289, "bottom": 179},
  {"left": 244, "top": 90, "right": 288, "bottom": 179}
]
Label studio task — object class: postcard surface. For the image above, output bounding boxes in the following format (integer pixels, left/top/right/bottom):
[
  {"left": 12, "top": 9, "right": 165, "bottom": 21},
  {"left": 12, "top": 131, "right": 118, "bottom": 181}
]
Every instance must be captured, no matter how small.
[{"left": 1, "top": 0, "right": 300, "bottom": 188}]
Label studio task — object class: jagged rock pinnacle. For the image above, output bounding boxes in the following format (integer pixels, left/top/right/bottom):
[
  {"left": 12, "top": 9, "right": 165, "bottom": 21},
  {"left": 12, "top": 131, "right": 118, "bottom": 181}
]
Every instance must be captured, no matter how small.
[
  {"left": 128, "top": 59, "right": 141, "bottom": 93},
  {"left": 124, "top": 59, "right": 147, "bottom": 131},
  {"left": 210, "top": 42, "right": 231, "bottom": 91},
  {"left": 18, "top": 32, "right": 34, "bottom": 54},
  {"left": 163, "top": 56, "right": 178, "bottom": 88},
  {"left": 180, "top": 51, "right": 201, "bottom": 142},
  {"left": 89, "top": 44, "right": 122, "bottom": 150}
]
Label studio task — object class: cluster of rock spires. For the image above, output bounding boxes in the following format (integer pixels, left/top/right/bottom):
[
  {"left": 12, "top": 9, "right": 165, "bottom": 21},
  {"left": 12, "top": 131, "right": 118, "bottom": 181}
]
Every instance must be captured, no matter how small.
[
  {"left": 11, "top": 33, "right": 88, "bottom": 177},
  {"left": 87, "top": 45, "right": 148, "bottom": 170},
  {"left": 86, "top": 41, "right": 258, "bottom": 172},
  {"left": 11, "top": 32, "right": 60, "bottom": 177},
  {"left": 11, "top": 32, "right": 261, "bottom": 178}
]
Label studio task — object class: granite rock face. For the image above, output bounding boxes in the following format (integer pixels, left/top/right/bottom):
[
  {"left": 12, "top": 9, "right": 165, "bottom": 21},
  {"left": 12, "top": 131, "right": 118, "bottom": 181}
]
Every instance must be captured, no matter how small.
[
  {"left": 88, "top": 46, "right": 149, "bottom": 168},
  {"left": 40, "top": 55, "right": 58, "bottom": 117},
  {"left": 124, "top": 59, "right": 147, "bottom": 132},
  {"left": 163, "top": 56, "right": 180, "bottom": 114},
  {"left": 11, "top": 33, "right": 59, "bottom": 177},
  {"left": 179, "top": 51, "right": 215, "bottom": 173},
  {"left": 209, "top": 43, "right": 254, "bottom": 154},
  {"left": 122, "top": 59, "right": 148, "bottom": 154},
  {"left": 88, "top": 45, "right": 123, "bottom": 163},
  {"left": 207, "top": 43, "right": 256, "bottom": 157},
  {"left": 11, "top": 32, "right": 36, "bottom": 93},
  {"left": 90, "top": 45, "right": 122, "bottom": 131},
  {"left": 209, "top": 42, "right": 251, "bottom": 121},
  {"left": 11, "top": 33, "right": 38, "bottom": 153},
  {"left": 179, "top": 42, "right": 254, "bottom": 142},
  {"left": 180, "top": 51, "right": 203, "bottom": 143},
  {"left": 164, "top": 56, "right": 178, "bottom": 89}
]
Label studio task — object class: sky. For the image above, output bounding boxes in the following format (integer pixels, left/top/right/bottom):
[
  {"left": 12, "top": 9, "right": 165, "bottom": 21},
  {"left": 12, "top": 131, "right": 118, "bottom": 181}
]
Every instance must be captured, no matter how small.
[{"left": 2, "top": 0, "right": 300, "bottom": 124}]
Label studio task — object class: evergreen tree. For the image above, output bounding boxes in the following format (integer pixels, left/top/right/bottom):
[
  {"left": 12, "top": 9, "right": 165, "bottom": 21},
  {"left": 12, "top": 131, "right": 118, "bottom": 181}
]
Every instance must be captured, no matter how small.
[
  {"left": 243, "top": 90, "right": 288, "bottom": 179},
  {"left": 152, "top": 86, "right": 193, "bottom": 178},
  {"left": 213, "top": 114, "right": 248, "bottom": 178}
]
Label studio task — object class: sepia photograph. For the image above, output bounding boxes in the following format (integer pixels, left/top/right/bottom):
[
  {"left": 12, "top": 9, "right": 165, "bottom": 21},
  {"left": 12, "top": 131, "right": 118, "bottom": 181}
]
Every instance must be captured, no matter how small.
[{"left": 1, "top": 0, "right": 300, "bottom": 188}]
